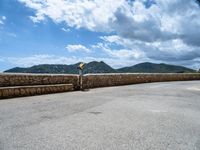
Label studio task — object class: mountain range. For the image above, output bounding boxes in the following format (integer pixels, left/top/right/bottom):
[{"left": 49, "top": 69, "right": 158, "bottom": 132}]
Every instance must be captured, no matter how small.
[{"left": 4, "top": 61, "right": 196, "bottom": 74}]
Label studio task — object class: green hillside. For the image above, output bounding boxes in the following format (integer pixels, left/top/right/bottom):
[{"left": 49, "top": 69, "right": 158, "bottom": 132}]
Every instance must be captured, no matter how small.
[
  {"left": 4, "top": 61, "right": 116, "bottom": 74},
  {"left": 4, "top": 61, "right": 196, "bottom": 74},
  {"left": 117, "top": 62, "right": 195, "bottom": 73}
]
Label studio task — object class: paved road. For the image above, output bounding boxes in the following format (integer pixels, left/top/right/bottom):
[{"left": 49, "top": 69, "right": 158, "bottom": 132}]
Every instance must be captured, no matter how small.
[{"left": 0, "top": 81, "right": 200, "bottom": 150}]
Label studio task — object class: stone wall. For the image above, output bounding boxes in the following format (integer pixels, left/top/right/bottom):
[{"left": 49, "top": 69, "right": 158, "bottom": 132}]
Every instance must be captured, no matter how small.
[
  {"left": 0, "top": 73, "right": 79, "bottom": 99},
  {"left": 0, "top": 84, "right": 74, "bottom": 99},
  {"left": 0, "top": 73, "right": 79, "bottom": 89},
  {"left": 83, "top": 73, "right": 200, "bottom": 89},
  {"left": 0, "top": 73, "right": 200, "bottom": 99},
  {"left": 1, "top": 73, "right": 200, "bottom": 89}
]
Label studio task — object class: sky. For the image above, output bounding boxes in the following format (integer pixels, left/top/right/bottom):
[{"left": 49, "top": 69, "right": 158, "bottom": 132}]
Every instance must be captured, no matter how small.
[{"left": 0, "top": 0, "right": 200, "bottom": 72}]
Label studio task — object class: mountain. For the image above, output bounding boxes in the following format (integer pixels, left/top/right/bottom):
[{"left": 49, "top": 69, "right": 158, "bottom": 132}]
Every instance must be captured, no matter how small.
[
  {"left": 5, "top": 64, "right": 79, "bottom": 74},
  {"left": 4, "top": 61, "right": 195, "bottom": 74},
  {"left": 117, "top": 62, "right": 195, "bottom": 73},
  {"left": 4, "top": 61, "right": 116, "bottom": 74},
  {"left": 84, "top": 61, "right": 116, "bottom": 73}
]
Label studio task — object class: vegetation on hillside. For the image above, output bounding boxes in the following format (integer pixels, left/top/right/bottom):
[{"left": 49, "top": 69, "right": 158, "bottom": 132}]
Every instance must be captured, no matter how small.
[{"left": 4, "top": 61, "right": 196, "bottom": 74}]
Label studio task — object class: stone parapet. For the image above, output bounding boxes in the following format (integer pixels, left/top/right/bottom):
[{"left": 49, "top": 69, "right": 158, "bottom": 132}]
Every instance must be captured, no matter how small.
[
  {"left": 83, "top": 73, "right": 200, "bottom": 89},
  {"left": 0, "top": 73, "right": 200, "bottom": 99},
  {"left": 0, "top": 84, "right": 74, "bottom": 99},
  {"left": 0, "top": 73, "right": 79, "bottom": 89}
]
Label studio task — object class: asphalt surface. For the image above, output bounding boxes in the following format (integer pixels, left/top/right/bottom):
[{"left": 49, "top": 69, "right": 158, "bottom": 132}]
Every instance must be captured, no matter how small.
[{"left": 0, "top": 81, "right": 200, "bottom": 150}]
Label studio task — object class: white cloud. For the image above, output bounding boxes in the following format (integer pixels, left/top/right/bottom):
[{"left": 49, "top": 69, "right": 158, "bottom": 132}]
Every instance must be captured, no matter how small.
[
  {"left": 17, "top": 0, "right": 200, "bottom": 68},
  {"left": 0, "top": 16, "right": 6, "bottom": 25},
  {"left": 61, "top": 27, "right": 70, "bottom": 32},
  {"left": 2, "top": 16, "right": 6, "bottom": 20},
  {"left": 18, "top": 0, "right": 125, "bottom": 32},
  {"left": 18, "top": 0, "right": 200, "bottom": 44},
  {"left": 100, "top": 35, "right": 122, "bottom": 45},
  {"left": 93, "top": 43, "right": 145, "bottom": 60},
  {"left": 100, "top": 35, "right": 136, "bottom": 49},
  {"left": 66, "top": 44, "right": 91, "bottom": 53}
]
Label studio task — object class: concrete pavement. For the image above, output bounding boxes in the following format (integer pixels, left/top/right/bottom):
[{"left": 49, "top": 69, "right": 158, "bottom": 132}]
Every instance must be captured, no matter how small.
[{"left": 0, "top": 81, "right": 200, "bottom": 150}]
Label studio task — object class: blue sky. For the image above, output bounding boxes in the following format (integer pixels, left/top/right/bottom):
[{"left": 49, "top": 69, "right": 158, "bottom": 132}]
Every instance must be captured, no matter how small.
[{"left": 0, "top": 0, "right": 200, "bottom": 72}]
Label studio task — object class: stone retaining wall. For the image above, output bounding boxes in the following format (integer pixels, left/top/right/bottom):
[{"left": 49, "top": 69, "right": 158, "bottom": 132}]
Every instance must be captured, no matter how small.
[
  {"left": 0, "top": 73, "right": 79, "bottom": 89},
  {"left": 83, "top": 73, "right": 200, "bottom": 89},
  {"left": 0, "top": 84, "right": 74, "bottom": 99},
  {"left": 1, "top": 73, "right": 200, "bottom": 89},
  {"left": 0, "top": 73, "right": 200, "bottom": 99}
]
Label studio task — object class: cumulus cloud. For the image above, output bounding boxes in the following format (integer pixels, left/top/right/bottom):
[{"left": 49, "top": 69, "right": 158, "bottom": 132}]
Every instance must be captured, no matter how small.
[
  {"left": 18, "top": 0, "right": 200, "bottom": 43},
  {"left": 17, "top": 0, "right": 200, "bottom": 68},
  {"left": 100, "top": 35, "right": 200, "bottom": 65},
  {"left": 18, "top": 0, "right": 125, "bottom": 32},
  {"left": 66, "top": 44, "right": 91, "bottom": 53},
  {"left": 0, "top": 16, "right": 6, "bottom": 25},
  {"left": 93, "top": 42, "right": 145, "bottom": 60}
]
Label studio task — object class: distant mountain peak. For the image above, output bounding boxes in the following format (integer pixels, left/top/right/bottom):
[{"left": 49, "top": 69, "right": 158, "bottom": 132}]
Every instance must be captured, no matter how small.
[
  {"left": 4, "top": 61, "right": 195, "bottom": 74},
  {"left": 117, "top": 62, "right": 195, "bottom": 73}
]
